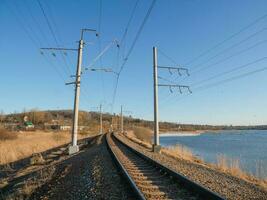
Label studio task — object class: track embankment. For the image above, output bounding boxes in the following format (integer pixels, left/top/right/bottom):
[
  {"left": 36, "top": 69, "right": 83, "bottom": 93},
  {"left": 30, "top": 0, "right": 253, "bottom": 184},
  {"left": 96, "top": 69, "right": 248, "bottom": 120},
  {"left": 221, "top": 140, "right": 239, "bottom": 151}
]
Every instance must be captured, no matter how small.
[
  {"left": 107, "top": 132, "right": 224, "bottom": 200},
  {"left": 1, "top": 134, "right": 134, "bottom": 200},
  {"left": 113, "top": 132, "right": 267, "bottom": 200}
]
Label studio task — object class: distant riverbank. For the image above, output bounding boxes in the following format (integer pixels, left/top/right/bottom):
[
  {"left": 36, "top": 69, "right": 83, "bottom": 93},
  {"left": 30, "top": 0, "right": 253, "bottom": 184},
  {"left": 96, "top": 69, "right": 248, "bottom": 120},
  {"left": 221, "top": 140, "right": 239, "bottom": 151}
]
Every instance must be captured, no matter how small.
[
  {"left": 160, "top": 130, "right": 267, "bottom": 179},
  {"left": 160, "top": 130, "right": 210, "bottom": 136}
]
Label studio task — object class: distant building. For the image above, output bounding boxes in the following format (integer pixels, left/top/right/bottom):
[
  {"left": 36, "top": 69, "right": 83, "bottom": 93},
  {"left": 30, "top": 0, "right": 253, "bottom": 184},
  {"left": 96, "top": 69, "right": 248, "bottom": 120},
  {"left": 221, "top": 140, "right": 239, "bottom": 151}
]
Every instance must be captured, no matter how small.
[
  {"left": 4, "top": 123, "right": 20, "bottom": 131},
  {"left": 44, "top": 123, "right": 71, "bottom": 131},
  {"left": 59, "top": 125, "right": 71, "bottom": 131},
  {"left": 24, "top": 121, "right": 35, "bottom": 130}
]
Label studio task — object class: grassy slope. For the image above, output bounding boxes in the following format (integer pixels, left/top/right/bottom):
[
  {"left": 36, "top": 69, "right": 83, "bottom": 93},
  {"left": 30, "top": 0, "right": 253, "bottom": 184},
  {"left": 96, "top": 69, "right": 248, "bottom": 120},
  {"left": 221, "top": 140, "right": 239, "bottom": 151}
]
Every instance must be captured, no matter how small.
[{"left": 0, "top": 130, "right": 91, "bottom": 165}]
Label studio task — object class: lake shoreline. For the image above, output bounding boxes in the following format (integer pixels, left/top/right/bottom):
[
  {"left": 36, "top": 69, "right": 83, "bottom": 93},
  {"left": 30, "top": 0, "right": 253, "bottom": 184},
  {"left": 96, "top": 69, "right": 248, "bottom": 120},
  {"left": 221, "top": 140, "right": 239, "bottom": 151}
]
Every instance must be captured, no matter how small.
[
  {"left": 159, "top": 130, "right": 267, "bottom": 180},
  {"left": 121, "top": 132, "right": 267, "bottom": 199},
  {"left": 160, "top": 130, "right": 210, "bottom": 135}
]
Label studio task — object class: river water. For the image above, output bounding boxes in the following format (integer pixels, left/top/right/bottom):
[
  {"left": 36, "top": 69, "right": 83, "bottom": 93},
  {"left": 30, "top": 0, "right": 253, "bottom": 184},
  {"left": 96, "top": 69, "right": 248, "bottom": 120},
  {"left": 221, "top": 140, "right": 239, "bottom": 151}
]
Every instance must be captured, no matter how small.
[{"left": 160, "top": 130, "right": 267, "bottom": 179}]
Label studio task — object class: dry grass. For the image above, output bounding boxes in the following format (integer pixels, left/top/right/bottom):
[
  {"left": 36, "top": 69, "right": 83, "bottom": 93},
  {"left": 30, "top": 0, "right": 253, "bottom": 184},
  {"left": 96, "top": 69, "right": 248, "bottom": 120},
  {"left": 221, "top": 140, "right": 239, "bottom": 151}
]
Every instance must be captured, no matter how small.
[
  {"left": 214, "top": 154, "right": 267, "bottom": 189},
  {"left": 16, "top": 166, "right": 56, "bottom": 198},
  {"left": 123, "top": 131, "right": 267, "bottom": 190},
  {"left": 0, "top": 128, "right": 18, "bottom": 141},
  {"left": 215, "top": 154, "right": 247, "bottom": 177},
  {"left": 132, "top": 126, "right": 153, "bottom": 143},
  {"left": 0, "top": 131, "right": 87, "bottom": 165},
  {"left": 161, "top": 145, "right": 202, "bottom": 163},
  {"left": 125, "top": 131, "right": 152, "bottom": 149}
]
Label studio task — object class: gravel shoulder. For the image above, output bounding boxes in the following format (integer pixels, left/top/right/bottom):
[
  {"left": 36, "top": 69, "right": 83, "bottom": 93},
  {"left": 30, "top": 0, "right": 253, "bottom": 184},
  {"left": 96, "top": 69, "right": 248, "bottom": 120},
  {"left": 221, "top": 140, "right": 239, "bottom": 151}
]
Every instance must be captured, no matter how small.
[
  {"left": 1, "top": 134, "right": 135, "bottom": 200},
  {"left": 115, "top": 133, "right": 267, "bottom": 200},
  {"left": 29, "top": 134, "right": 134, "bottom": 200}
]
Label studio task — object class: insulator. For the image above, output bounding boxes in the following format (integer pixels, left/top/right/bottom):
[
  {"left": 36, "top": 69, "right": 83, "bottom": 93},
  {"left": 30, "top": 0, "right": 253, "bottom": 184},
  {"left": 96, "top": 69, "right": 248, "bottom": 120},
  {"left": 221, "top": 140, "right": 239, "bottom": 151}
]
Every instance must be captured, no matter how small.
[
  {"left": 177, "top": 69, "right": 182, "bottom": 76},
  {"left": 186, "top": 69, "right": 190, "bottom": 76},
  {"left": 178, "top": 87, "right": 182, "bottom": 94},
  {"left": 168, "top": 68, "right": 173, "bottom": 75},
  {"left": 169, "top": 86, "right": 173, "bottom": 93},
  {"left": 52, "top": 52, "right": 56, "bottom": 57},
  {"left": 188, "top": 87, "right": 192, "bottom": 93}
]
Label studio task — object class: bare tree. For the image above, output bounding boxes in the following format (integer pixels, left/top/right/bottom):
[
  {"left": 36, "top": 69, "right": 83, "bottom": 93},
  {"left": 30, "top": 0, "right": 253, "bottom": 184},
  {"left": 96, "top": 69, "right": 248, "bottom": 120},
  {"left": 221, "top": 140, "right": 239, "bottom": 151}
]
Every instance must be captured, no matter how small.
[{"left": 0, "top": 109, "right": 4, "bottom": 124}]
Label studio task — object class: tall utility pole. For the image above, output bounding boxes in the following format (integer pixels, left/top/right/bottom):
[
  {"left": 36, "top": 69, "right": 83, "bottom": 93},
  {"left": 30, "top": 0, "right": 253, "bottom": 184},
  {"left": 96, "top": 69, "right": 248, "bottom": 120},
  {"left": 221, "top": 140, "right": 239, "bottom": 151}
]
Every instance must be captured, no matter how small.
[
  {"left": 110, "top": 114, "right": 115, "bottom": 132},
  {"left": 68, "top": 29, "right": 97, "bottom": 154},
  {"left": 153, "top": 47, "right": 160, "bottom": 152},
  {"left": 69, "top": 37, "right": 83, "bottom": 153},
  {"left": 99, "top": 104, "right": 103, "bottom": 134},
  {"left": 152, "top": 46, "right": 191, "bottom": 153},
  {"left": 120, "top": 105, "right": 123, "bottom": 133},
  {"left": 40, "top": 28, "right": 97, "bottom": 154}
]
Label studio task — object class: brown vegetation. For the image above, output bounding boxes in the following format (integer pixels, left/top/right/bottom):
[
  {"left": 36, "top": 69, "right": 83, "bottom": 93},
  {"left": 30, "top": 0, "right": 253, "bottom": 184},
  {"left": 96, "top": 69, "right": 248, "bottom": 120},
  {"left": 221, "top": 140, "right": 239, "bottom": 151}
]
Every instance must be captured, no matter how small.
[
  {"left": 162, "top": 145, "right": 201, "bottom": 162},
  {"left": 132, "top": 126, "right": 153, "bottom": 143},
  {"left": 0, "top": 127, "right": 18, "bottom": 140},
  {"left": 124, "top": 130, "right": 267, "bottom": 190},
  {"left": 214, "top": 155, "right": 267, "bottom": 189},
  {"left": 0, "top": 131, "right": 89, "bottom": 165}
]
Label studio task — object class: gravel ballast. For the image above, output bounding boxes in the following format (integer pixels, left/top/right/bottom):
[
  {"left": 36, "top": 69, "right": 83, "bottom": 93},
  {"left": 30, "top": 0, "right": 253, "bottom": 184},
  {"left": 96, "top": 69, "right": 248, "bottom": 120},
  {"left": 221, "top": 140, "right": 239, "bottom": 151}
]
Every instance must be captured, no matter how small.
[
  {"left": 115, "top": 133, "right": 267, "bottom": 200},
  {"left": 26, "top": 134, "right": 135, "bottom": 200},
  {"left": 0, "top": 135, "right": 135, "bottom": 200}
]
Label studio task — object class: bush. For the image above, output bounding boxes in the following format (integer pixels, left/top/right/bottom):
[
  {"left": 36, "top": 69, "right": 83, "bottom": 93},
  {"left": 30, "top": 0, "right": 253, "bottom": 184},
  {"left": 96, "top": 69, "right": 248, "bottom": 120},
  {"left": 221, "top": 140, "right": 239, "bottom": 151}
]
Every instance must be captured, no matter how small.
[
  {"left": 132, "top": 126, "right": 152, "bottom": 143},
  {"left": 0, "top": 128, "right": 18, "bottom": 140},
  {"left": 52, "top": 132, "right": 68, "bottom": 142}
]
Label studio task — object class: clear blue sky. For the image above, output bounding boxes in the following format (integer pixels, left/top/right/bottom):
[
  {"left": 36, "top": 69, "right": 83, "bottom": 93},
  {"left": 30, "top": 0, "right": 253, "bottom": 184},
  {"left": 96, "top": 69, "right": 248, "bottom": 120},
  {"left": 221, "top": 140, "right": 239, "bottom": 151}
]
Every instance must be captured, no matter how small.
[{"left": 1, "top": 0, "right": 267, "bottom": 125}]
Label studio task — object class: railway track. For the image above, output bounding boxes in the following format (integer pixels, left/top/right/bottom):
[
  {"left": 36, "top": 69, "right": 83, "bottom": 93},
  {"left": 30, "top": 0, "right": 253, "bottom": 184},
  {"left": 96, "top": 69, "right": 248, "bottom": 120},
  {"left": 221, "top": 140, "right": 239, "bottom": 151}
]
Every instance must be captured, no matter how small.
[{"left": 106, "top": 132, "right": 225, "bottom": 200}]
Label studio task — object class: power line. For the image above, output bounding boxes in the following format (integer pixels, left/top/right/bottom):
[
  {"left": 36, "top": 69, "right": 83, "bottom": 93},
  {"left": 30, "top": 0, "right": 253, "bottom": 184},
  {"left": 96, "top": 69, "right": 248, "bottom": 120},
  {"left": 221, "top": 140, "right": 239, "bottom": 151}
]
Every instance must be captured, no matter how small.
[
  {"left": 196, "top": 65, "right": 267, "bottom": 91},
  {"left": 3, "top": 0, "right": 69, "bottom": 83},
  {"left": 22, "top": 0, "right": 73, "bottom": 79},
  {"left": 184, "top": 12, "right": 267, "bottom": 66},
  {"left": 97, "top": 0, "right": 106, "bottom": 103},
  {"left": 191, "top": 38, "right": 267, "bottom": 75},
  {"left": 158, "top": 48, "right": 178, "bottom": 65},
  {"left": 158, "top": 37, "right": 267, "bottom": 105},
  {"left": 37, "top": 0, "right": 72, "bottom": 75},
  {"left": 42, "top": 0, "right": 75, "bottom": 71},
  {"left": 190, "top": 27, "right": 267, "bottom": 72},
  {"left": 118, "top": 0, "right": 157, "bottom": 75},
  {"left": 156, "top": 12, "right": 267, "bottom": 111},
  {"left": 4, "top": 0, "right": 39, "bottom": 47},
  {"left": 111, "top": 0, "right": 157, "bottom": 111},
  {"left": 161, "top": 60, "right": 267, "bottom": 108},
  {"left": 120, "top": 0, "right": 140, "bottom": 59},
  {"left": 24, "top": 0, "right": 51, "bottom": 46},
  {"left": 191, "top": 56, "right": 267, "bottom": 87},
  {"left": 4, "top": 0, "right": 93, "bottom": 112},
  {"left": 108, "top": 0, "right": 139, "bottom": 111},
  {"left": 165, "top": 27, "right": 267, "bottom": 87}
]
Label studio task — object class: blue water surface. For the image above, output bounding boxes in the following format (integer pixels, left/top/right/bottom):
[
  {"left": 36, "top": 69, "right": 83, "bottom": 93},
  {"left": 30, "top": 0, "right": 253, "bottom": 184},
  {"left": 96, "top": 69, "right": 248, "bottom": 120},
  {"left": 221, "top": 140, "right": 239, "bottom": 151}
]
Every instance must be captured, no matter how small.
[{"left": 160, "top": 130, "right": 267, "bottom": 179}]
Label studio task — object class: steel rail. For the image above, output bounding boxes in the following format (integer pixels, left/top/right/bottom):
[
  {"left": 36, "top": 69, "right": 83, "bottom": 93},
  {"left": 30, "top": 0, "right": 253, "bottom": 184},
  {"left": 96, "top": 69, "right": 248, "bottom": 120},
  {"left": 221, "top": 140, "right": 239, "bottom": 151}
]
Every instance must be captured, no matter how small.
[
  {"left": 107, "top": 132, "right": 225, "bottom": 200},
  {"left": 106, "top": 132, "right": 146, "bottom": 200}
]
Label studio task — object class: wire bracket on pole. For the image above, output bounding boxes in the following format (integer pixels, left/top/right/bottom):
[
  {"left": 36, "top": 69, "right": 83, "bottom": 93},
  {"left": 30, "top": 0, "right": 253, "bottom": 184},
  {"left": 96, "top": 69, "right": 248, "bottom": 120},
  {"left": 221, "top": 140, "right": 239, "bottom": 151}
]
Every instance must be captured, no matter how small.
[
  {"left": 65, "top": 81, "right": 80, "bottom": 85},
  {"left": 87, "top": 67, "right": 119, "bottom": 76},
  {"left": 40, "top": 47, "right": 78, "bottom": 51},
  {"left": 158, "top": 66, "right": 190, "bottom": 76},
  {"left": 158, "top": 84, "right": 192, "bottom": 94}
]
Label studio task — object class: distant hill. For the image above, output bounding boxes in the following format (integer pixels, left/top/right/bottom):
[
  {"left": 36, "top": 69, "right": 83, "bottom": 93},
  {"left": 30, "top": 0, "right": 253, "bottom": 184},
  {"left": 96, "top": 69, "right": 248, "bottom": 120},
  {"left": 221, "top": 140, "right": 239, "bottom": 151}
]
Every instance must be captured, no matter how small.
[{"left": 1, "top": 109, "right": 267, "bottom": 131}]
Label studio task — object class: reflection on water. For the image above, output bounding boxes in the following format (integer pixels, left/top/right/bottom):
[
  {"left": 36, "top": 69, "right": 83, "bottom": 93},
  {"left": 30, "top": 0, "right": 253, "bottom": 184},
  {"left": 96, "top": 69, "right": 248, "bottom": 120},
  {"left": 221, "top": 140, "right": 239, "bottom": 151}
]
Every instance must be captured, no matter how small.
[{"left": 160, "top": 130, "right": 267, "bottom": 179}]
